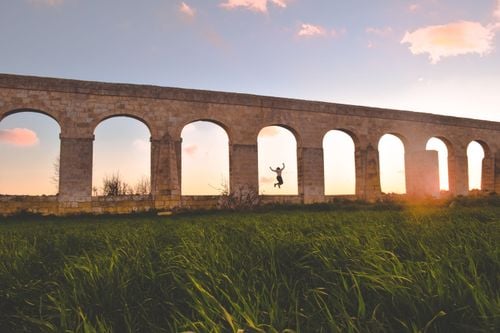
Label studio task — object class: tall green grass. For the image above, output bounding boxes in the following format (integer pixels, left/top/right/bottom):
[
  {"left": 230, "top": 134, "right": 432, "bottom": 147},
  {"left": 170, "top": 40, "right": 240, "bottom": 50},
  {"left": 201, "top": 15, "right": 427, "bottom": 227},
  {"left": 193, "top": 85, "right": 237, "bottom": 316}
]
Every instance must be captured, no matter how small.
[{"left": 0, "top": 205, "right": 499, "bottom": 332}]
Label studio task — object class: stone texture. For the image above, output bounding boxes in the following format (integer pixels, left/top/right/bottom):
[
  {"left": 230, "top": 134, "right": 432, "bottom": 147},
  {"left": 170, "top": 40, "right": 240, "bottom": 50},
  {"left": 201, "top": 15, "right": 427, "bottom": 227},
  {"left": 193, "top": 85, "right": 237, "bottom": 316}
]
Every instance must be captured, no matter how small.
[{"left": 0, "top": 73, "right": 499, "bottom": 215}]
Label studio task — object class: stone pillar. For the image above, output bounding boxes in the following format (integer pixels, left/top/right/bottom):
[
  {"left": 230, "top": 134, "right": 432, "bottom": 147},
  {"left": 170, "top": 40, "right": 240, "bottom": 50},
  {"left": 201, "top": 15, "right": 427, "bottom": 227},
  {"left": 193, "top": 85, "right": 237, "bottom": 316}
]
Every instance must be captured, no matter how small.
[
  {"left": 355, "top": 144, "right": 381, "bottom": 201},
  {"left": 150, "top": 138, "right": 181, "bottom": 208},
  {"left": 494, "top": 152, "right": 500, "bottom": 194},
  {"left": 448, "top": 150, "right": 469, "bottom": 195},
  {"left": 405, "top": 150, "right": 439, "bottom": 197},
  {"left": 58, "top": 136, "right": 93, "bottom": 202},
  {"left": 481, "top": 155, "right": 495, "bottom": 192},
  {"left": 299, "top": 147, "right": 325, "bottom": 204},
  {"left": 229, "top": 143, "right": 259, "bottom": 192}
]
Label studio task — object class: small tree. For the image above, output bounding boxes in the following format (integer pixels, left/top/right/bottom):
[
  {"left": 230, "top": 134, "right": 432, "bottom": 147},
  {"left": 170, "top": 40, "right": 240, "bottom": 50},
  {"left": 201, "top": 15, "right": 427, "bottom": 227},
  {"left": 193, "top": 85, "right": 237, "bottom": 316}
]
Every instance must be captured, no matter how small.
[
  {"left": 102, "top": 173, "right": 131, "bottom": 196},
  {"left": 134, "top": 176, "right": 151, "bottom": 195}
]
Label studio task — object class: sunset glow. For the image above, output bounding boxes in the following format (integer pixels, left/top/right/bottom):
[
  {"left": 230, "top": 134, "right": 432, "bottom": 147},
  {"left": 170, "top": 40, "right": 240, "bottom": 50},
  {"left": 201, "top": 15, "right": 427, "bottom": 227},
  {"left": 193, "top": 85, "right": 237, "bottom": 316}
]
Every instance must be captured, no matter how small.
[{"left": 0, "top": 1, "right": 498, "bottom": 195}]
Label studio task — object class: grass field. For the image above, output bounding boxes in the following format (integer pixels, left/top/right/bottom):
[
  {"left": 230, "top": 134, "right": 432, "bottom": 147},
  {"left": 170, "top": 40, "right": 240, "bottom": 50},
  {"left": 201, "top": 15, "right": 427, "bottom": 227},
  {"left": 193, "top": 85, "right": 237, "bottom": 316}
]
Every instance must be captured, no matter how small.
[{"left": 0, "top": 200, "right": 499, "bottom": 332}]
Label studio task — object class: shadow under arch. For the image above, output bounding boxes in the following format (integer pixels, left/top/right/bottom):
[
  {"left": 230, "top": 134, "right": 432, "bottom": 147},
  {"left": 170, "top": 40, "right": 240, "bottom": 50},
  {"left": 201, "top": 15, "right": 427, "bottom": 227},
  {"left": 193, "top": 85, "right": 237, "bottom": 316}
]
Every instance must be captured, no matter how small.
[
  {"left": 257, "top": 124, "right": 299, "bottom": 195},
  {"left": 378, "top": 132, "right": 407, "bottom": 194},
  {"left": 322, "top": 129, "right": 357, "bottom": 195},
  {"left": 0, "top": 110, "right": 61, "bottom": 195},
  {"left": 92, "top": 115, "right": 152, "bottom": 196},
  {"left": 180, "top": 120, "right": 230, "bottom": 195}
]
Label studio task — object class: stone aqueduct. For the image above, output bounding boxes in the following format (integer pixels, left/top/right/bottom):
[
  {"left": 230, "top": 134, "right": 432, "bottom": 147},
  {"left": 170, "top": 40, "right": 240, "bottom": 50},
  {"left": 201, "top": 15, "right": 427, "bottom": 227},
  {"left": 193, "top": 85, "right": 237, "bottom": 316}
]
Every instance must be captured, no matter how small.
[{"left": 0, "top": 74, "right": 499, "bottom": 215}]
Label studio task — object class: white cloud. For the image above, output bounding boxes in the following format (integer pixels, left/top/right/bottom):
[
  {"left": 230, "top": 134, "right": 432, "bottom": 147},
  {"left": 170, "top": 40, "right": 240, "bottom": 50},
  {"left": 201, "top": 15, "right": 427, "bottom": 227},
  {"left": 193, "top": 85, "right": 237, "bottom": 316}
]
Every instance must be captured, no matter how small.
[
  {"left": 409, "top": 4, "right": 420, "bottom": 12},
  {"left": 220, "top": 0, "right": 288, "bottom": 13},
  {"left": 180, "top": 2, "right": 195, "bottom": 18},
  {"left": 298, "top": 24, "right": 326, "bottom": 37},
  {"left": 0, "top": 128, "right": 39, "bottom": 146},
  {"left": 401, "top": 21, "right": 495, "bottom": 64},
  {"left": 132, "top": 139, "right": 149, "bottom": 152},
  {"left": 29, "top": 0, "right": 64, "bottom": 6}
]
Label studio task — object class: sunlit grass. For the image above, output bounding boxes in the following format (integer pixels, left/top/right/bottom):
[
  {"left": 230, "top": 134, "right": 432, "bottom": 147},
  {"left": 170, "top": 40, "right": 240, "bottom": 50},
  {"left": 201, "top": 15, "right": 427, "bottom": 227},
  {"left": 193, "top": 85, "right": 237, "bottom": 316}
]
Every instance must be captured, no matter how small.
[{"left": 0, "top": 201, "right": 499, "bottom": 332}]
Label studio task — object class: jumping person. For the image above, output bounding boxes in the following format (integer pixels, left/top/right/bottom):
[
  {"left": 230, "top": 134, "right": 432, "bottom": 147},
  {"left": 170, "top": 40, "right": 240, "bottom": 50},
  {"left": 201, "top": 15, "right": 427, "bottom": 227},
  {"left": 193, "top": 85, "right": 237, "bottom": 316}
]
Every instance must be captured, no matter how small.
[{"left": 270, "top": 163, "right": 285, "bottom": 188}]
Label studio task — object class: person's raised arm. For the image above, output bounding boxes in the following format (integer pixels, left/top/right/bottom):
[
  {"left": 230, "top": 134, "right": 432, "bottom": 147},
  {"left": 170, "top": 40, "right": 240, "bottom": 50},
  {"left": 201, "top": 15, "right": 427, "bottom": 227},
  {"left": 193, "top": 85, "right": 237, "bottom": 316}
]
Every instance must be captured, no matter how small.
[
  {"left": 282, "top": 163, "right": 285, "bottom": 170},
  {"left": 269, "top": 166, "right": 275, "bottom": 172}
]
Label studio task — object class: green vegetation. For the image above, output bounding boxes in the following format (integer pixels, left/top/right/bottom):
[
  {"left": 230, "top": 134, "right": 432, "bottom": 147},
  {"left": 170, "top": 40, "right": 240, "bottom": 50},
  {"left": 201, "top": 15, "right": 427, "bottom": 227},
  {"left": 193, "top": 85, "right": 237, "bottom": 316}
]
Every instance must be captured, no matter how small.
[{"left": 0, "top": 203, "right": 499, "bottom": 332}]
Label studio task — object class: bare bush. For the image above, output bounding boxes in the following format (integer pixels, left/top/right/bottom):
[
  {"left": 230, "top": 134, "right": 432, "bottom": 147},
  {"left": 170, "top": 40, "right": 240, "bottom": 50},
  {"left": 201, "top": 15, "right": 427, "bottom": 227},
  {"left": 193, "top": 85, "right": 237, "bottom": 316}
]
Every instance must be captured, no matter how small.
[
  {"left": 134, "top": 176, "right": 151, "bottom": 195},
  {"left": 102, "top": 173, "right": 132, "bottom": 196},
  {"left": 217, "top": 183, "right": 261, "bottom": 210}
]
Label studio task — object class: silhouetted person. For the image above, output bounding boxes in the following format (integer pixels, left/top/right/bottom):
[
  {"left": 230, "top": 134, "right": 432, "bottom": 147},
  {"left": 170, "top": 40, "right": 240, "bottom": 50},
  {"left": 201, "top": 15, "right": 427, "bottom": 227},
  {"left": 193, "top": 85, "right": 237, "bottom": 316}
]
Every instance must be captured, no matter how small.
[{"left": 270, "top": 163, "right": 285, "bottom": 188}]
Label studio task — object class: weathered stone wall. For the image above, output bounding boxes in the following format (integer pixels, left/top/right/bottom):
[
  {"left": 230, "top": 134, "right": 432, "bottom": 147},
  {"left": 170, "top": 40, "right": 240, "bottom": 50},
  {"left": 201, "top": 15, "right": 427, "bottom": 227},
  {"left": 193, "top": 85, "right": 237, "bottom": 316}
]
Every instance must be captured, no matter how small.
[{"left": 0, "top": 74, "right": 499, "bottom": 215}]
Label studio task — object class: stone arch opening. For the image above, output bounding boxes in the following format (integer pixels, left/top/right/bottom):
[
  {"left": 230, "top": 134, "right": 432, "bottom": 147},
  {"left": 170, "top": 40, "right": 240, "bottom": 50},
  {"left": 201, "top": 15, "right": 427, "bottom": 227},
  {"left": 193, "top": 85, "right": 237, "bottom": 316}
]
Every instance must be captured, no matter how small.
[
  {"left": 0, "top": 110, "right": 60, "bottom": 195},
  {"left": 467, "top": 140, "right": 491, "bottom": 191},
  {"left": 323, "top": 129, "right": 356, "bottom": 195},
  {"left": 378, "top": 133, "right": 406, "bottom": 194},
  {"left": 92, "top": 116, "right": 151, "bottom": 196},
  {"left": 257, "top": 125, "right": 298, "bottom": 195},
  {"left": 425, "top": 137, "right": 451, "bottom": 191},
  {"left": 181, "top": 120, "right": 230, "bottom": 195}
]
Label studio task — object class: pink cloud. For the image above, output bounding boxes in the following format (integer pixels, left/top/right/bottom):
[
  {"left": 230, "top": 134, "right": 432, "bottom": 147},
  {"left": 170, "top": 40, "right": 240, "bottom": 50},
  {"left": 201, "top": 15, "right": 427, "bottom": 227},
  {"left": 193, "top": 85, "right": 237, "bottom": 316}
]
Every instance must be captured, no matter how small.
[
  {"left": 495, "top": 0, "right": 500, "bottom": 20},
  {"left": 29, "top": 0, "right": 64, "bottom": 6},
  {"left": 298, "top": 24, "right": 326, "bottom": 37},
  {"left": 409, "top": 4, "right": 420, "bottom": 12},
  {"left": 220, "top": 0, "right": 288, "bottom": 13},
  {"left": 401, "top": 21, "right": 495, "bottom": 64},
  {"left": 180, "top": 2, "right": 195, "bottom": 18},
  {"left": 183, "top": 144, "right": 198, "bottom": 156},
  {"left": 366, "top": 26, "right": 393, "bottom": 37},
  {"left": 0, "top": 128, "right": 39, "bottom": 146},
  {"left": 259, "top": 127, "right": 279, "bottom": 137},
  {"left": 331, "top": 28, "right": 346, "bottom": 38}
]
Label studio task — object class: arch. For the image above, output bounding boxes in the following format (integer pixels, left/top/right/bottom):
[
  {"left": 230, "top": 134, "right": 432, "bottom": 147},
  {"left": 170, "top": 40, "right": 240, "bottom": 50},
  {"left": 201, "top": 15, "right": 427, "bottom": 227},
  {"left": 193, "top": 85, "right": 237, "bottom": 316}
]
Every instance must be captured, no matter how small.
[
  {"left": 92, "top": 116, "right": 152, "bottom": 195},
  {"left": 425, "top": 137, "right": 451, "bottom": 191},
  {"left": 1, "top": 108, "right": 61, "bottom": 127},
  {"left": 180, "top": 120, "right": 230, "bottom": 195},
  {"left": 467, "top": 140, "right": 491, "bottom": 191},
  {"left": 0, "top": 111, "right": 61, "bottom": 195},
  {"left": 257, "top": 125, "right": 299, "bottom": 195},
  {"left": 255, "top": 123, "right": 302, "bottom": 148},
  {"left": 177, "top": 118, "right": 233, "bottom": 144},
  {"left": 91, "top": 113, "right": 154, "bottom": 138},
  {"left": 323, "top": 129, "right": 356, "bottom": 195},
  {"left": 378, "top": 133, "right": 406, "bottom": 194}
]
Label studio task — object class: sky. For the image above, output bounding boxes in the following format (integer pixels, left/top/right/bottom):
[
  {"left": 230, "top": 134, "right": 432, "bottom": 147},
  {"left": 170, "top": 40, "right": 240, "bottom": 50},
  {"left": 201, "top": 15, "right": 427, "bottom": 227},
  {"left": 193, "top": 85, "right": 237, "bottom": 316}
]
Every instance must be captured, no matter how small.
[{"left": 1, "top": 0, "right": 498, "bottom": 195}]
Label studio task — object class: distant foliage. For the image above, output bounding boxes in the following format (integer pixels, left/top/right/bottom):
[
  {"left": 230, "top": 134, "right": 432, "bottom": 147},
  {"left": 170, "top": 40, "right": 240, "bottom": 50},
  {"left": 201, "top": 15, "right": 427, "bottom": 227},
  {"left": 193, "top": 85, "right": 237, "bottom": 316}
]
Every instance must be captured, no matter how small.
[{"left": 99, "top": 173, "right": 150, "bottom": 196}]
